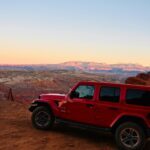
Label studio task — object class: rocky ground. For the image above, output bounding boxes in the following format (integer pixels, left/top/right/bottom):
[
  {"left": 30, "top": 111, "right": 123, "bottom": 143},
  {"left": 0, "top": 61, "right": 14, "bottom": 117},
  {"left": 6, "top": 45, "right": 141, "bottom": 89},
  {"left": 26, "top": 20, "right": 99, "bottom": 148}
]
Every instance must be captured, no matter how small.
[
  {"left": 0, "top": 100, "right": 150, "bottom": 150},
  {"left": 0, "top": 100, "right": 116, "bottom": 150}
]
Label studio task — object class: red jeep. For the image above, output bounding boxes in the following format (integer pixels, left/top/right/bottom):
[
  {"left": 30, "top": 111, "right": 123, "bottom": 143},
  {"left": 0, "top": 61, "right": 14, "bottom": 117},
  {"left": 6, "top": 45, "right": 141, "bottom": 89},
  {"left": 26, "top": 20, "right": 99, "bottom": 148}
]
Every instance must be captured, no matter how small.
[{"left": 29, "top": 81, "right": 150, "bottom": 150}]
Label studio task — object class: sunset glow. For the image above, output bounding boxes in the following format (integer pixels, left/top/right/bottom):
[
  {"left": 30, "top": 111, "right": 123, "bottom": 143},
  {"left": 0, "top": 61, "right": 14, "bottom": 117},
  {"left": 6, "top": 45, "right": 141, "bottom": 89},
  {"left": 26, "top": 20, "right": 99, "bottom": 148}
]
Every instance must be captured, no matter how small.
[{"left": 0, "top": 0, "right": 150, "bottom": 66}]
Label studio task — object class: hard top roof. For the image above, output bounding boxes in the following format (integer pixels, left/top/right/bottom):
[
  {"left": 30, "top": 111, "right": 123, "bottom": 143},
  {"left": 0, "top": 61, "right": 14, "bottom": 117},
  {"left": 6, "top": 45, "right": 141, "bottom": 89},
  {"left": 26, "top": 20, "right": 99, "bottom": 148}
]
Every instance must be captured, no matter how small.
[{"left": 78, "top": 81, "right": 150, "bottom": 89}]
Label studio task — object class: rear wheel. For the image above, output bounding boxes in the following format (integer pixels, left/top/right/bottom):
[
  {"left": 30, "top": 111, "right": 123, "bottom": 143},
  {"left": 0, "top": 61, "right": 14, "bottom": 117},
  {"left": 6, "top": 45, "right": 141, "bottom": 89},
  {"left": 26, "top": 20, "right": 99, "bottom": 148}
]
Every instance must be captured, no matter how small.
[
  {"left": 115, "top": 122, "right": 146, "bottom": 150},
  {"left": 32, "top": 106, "right": 54, "bottom": 130}
]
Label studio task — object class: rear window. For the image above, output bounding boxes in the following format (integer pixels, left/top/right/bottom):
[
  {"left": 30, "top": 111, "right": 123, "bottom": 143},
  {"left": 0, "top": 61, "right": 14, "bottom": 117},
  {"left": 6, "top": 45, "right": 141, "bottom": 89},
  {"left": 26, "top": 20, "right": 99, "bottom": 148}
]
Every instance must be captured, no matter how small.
[
  {"left": 126, "top": 89, "right": 150, "bottom": 106},
  {"left": 99, "top": 86, "right": 120, "bottom": 103}
]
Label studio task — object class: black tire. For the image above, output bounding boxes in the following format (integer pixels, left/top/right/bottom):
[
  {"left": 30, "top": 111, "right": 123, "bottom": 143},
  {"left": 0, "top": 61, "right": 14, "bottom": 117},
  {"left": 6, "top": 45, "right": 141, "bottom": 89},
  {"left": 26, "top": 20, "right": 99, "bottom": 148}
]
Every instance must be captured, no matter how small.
[
  {"left": 31, "top": 106, "right": 54, "bottom": 130},
  {"left": 115, "top": 122, "right": 146, "bottom": 150}
]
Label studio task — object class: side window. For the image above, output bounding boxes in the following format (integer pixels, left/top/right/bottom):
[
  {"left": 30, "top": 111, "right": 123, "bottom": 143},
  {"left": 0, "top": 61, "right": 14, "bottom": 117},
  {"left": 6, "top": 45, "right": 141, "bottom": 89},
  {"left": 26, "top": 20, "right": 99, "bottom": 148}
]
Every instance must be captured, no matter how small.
[
  {"left": 126, "top": 89, "right": 150, "bottom": 106},
  {"left": 74, "top": 85, "right": 95, "bottom": 100},
  {"left": 99, "top": 86, "right": 120, "bottom": 103}
]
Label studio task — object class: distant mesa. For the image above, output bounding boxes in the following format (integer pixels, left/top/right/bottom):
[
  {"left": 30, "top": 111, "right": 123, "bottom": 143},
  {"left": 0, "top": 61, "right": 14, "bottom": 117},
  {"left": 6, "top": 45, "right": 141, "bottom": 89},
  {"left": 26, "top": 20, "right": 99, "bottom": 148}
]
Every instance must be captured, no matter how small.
[{"left": 0, "top": 61, "right": 149, "bottom": 76}]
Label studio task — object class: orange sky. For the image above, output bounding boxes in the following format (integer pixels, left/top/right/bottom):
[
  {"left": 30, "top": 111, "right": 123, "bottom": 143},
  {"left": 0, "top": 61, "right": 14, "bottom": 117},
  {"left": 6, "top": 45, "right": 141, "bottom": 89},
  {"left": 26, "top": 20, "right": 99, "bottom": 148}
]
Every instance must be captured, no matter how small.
[{"left": 0, "top": 1, "right": 150, "bottom": 66}]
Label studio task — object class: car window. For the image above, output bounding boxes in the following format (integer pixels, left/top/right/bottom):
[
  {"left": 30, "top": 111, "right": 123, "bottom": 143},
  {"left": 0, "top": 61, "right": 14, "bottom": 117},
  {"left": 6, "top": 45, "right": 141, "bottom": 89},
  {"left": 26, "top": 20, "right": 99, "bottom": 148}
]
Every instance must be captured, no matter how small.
[
  {"left": 74, "top": 85, "right": 95, "bottom": 100},
  {"left": 126, "top": 89, "right": 150, "bottom": 106},
  {"left": 99, "top": 86, "right": 120, "bottom": 103}
]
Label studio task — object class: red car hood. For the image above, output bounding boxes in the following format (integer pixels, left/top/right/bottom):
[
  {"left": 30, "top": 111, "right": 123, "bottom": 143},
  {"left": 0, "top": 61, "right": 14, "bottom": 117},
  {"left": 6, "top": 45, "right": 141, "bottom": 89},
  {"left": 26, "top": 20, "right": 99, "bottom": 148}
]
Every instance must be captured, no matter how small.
[{"left": 40, "top": 93, "right": 66, "bottom": 101}]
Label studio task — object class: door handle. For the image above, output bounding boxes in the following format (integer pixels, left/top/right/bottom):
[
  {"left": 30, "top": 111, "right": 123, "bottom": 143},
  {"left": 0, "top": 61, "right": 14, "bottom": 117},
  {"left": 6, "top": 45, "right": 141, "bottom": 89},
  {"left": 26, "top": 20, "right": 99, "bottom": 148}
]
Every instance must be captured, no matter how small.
[
  {"left": 86, "top": 104, "right": 94, "bottom": 108},
  {"left": 108, "top": 107, "right": 119, "bottom": 110}
]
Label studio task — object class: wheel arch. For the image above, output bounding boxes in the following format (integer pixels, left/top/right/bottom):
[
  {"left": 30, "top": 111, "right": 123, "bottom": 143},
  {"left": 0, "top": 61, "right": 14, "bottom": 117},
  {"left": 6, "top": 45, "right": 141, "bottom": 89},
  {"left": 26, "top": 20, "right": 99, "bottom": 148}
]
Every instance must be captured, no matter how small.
[
  {"left": 111, "top": 115, "right": 148, "bottom": 137},
  {"left": 30, "top": 101, "right": 53, "bottom": 113}
]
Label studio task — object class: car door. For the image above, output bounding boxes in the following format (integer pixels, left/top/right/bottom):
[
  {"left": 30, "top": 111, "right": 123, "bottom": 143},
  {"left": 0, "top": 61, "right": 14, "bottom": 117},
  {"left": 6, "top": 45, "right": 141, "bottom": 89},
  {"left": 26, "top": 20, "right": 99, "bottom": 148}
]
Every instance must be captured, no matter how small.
[
  {"left": 93, "top": 85, "right": 122, "bottom": 127},
  {"left": 61, "top": 84, "right": 96, "bottom": 125}
]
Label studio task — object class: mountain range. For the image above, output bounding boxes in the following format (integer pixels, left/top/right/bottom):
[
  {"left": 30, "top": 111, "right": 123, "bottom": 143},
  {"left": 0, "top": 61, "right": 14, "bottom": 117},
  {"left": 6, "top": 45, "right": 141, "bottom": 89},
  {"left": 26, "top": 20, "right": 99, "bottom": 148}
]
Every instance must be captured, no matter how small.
[{"left": 0, "top": 61, "right": 149, "bottom": 76}]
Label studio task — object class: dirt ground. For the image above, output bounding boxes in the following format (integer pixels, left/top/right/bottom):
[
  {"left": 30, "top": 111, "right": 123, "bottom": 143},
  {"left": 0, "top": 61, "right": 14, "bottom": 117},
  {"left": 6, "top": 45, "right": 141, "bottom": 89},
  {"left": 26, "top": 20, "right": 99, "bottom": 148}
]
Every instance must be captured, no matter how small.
[{"left": 0, "top": 100, "right": 149, "bottom": 150}]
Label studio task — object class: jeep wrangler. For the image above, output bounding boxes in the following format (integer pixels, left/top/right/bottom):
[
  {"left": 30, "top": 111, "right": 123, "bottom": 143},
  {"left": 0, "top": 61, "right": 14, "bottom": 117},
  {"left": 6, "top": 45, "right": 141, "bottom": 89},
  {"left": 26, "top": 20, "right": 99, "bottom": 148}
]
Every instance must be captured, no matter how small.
[{"left": 29, "top": 81, "right": 150, "bottom": 150}]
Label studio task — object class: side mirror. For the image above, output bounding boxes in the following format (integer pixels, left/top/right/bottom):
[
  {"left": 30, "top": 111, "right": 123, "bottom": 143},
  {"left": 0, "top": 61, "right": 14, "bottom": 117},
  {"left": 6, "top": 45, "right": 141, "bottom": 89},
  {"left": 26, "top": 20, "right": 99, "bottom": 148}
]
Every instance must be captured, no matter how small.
[{"left": 70, "top": 91, "right": 79, "bottom": 99}]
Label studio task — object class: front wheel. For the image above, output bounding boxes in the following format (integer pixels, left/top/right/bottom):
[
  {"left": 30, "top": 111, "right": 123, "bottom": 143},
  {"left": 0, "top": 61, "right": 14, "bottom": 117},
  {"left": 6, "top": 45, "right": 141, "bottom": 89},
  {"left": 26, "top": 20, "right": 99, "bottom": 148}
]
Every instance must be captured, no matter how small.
[
  {"left": 115, "top": 122, "right": 146, "bottom": 150},
  {"left": 31, "top": 106, "right": 54, "bottom": 130}
]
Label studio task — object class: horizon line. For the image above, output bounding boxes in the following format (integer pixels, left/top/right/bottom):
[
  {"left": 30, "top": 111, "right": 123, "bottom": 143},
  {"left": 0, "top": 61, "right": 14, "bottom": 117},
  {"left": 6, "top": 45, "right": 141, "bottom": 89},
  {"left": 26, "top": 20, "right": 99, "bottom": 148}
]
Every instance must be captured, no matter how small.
[{"left": 0, "top": 61, "right": 149, "bottom": 67}]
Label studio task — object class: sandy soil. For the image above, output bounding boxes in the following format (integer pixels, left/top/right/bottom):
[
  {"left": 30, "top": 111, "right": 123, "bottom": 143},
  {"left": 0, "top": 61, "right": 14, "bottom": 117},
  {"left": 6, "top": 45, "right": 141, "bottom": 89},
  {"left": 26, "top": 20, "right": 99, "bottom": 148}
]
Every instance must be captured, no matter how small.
[{"left": 0, "top": 100, "right": 149, "bottom": 150}]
